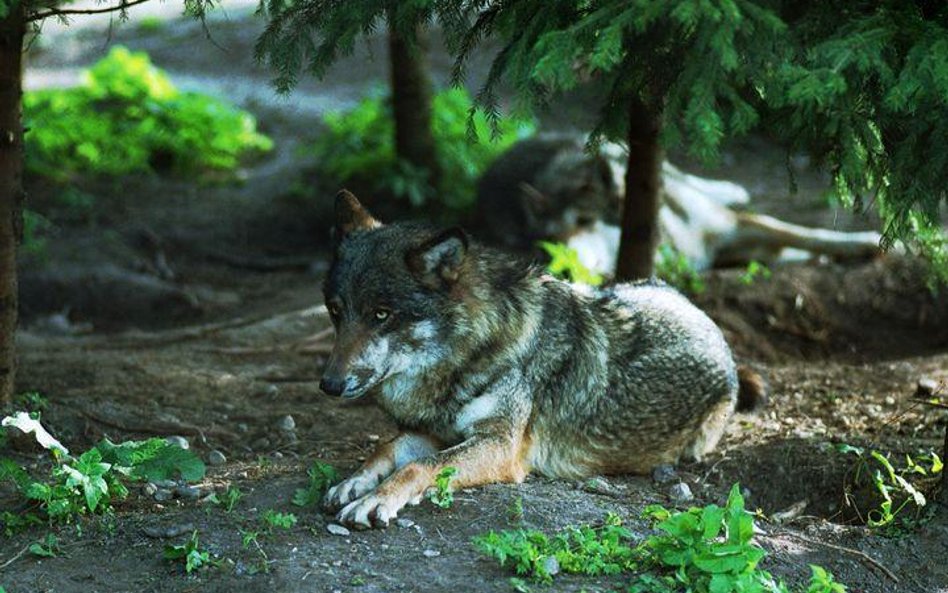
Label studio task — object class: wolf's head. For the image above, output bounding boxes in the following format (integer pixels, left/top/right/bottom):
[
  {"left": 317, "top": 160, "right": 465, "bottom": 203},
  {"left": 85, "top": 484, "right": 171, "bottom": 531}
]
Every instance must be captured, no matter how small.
[{"left": 319, "top": 190, "right": 467, "bottom": 399}]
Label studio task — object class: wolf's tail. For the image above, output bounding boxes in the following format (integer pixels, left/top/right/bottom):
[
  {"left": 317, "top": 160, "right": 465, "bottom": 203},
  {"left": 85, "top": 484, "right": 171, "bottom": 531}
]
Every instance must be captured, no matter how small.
[{"left": 736, "top": 365, "right": 768, "bottom": 412}]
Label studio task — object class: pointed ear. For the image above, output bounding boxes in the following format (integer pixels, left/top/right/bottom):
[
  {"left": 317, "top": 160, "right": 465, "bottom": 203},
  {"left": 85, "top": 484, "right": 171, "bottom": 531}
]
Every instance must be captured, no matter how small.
[
  {"left": 406, "top": 227, "right": 469, "bottom": 289},
  {"left": 333, "top": 190, "right": 381, "bottom": 241}
]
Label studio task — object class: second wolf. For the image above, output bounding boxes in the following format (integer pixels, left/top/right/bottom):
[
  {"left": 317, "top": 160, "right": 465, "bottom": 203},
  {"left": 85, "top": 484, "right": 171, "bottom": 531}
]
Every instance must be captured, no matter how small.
[{"left": 321, "top": 191, "right": 763, "bottom": 528}]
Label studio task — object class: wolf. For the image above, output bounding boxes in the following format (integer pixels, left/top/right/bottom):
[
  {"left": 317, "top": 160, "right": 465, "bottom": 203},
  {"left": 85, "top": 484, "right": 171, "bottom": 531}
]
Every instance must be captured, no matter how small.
[{"left": 320, "top": 190, "right": 764, "bottom": 529}]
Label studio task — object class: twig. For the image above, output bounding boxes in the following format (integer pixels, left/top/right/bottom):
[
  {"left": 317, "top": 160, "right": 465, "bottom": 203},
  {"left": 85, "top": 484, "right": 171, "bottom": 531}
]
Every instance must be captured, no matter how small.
[
  {"left": 776, "top": 531, "right": 899, "bottom": 583},
  {"left": 27, "top": 0, "right": 152, "bottom": 22},
  {"left": 0, "top": 544, "right": 30, "bottom": 571}
]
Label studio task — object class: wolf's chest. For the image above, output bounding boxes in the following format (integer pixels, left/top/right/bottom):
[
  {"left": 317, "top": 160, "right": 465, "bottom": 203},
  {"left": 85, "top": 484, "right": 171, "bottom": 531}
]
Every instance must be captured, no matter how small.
[{"left": 376, "top": 374, "right": 464, "bottom": 442}]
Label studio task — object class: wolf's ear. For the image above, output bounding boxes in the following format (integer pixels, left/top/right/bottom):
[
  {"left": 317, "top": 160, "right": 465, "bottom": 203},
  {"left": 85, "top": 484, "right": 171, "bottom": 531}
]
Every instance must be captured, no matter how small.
[
  {"left": 406, "top": 227, "right": 469, "bottom": 289},
  {"left": 333, "top": 190, "right": 381, "bottom": 242}
]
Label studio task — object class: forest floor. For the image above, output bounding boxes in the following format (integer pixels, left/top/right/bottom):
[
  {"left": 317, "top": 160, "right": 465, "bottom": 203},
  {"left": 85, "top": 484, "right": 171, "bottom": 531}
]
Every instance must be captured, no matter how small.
[{"left": 4, "top": 7, "right": 948, "bottom": 593}]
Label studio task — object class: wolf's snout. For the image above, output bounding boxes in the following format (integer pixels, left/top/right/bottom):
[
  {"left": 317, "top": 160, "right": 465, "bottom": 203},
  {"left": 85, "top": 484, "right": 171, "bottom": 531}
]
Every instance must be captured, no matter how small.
[{"left": 319, "top": 375, "right": 348, "bottom": 397}]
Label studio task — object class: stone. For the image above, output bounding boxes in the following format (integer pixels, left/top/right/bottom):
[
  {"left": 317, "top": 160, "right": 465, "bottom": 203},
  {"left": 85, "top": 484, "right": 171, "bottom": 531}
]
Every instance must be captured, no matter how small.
[
  {"left": 667, "top": 482, "right": 693, "bottom": 503},
  {"left": 652, "top": 464, "right": 678, "bottom": 484},
  {"left": 176, "top": 485, "right": 201, "bottom": 500},
  {"left": 277, "top": 415, "right": 296, "bottom": 432},
  {"left": 142, "top": 482, "right": 158, "bottom": 496},
  {"left": 208, "top": 449, "right": 227, "bottom": 466},
  {"left": 165, "top": 435, "right": 189, "bottom": 450},
  {"left": 395, "top": 518, "right": 415, "bottom": 529},
  {"left": 154, "top": 488, "right": 174, "bottom": 502},
  {"left": 542, "top": 556, "right": 561, "bottom": 576},
  {"left": 326, "top": 523, "right": 350, "bottom": 537},
  {"left": 143, "top": 522, "right": 195, "bottom": 539},
  {"left": 422, "top": 549, "right": 441, "bottom": 558},
  {"left": 916, "top": 377, "right": 939, "bottom": 398}
]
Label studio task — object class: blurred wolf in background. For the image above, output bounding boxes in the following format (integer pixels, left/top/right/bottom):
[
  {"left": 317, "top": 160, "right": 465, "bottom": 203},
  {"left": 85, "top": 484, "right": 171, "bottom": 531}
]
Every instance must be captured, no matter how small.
[
  {"left": 475, "top": 134, "right": 883, "bottom": 276},
  {"left": 319, "top": 190, "right": 764, "bottom": 529}
]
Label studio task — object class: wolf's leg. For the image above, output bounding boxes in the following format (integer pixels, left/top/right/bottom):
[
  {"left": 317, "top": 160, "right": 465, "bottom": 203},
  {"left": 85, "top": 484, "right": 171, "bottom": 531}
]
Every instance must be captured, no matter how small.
[
  {"left": 323, "top": 432, "right": 440, "bottom": 511},
  {"left": 336, "top": 421, "right": 528, "bottom": 529}
]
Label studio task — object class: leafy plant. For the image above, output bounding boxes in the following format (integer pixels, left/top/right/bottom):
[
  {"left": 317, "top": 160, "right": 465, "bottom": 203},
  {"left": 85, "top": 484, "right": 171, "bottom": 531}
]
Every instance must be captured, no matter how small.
[
  {"left": 428, "top": 466, "right": 459, "bottom": 509},
  {"left": 15, "top": 392, "right": 49, "bottom": 413},
  {"left": 655, "top": 244, "right": 705, "bottom": 294},
  {"left": 313, "top": 87, "right": 534, "bottom": 211},
  {"left": 740, "top": 260, "right": 773, "bottom": 285},
  {"left": 208, "top": 485, "right": 242, "bottom": 512},
  {"left": 292, "top": 461, "right": 337, "bottom": 508},
  {"left": 28, "top": 533, "right": 59, "bottom": 558},
  {"left": 164, "top": 530, "right": 212, "bottom": 574},
  {"left": 538, "top": 242, "right": 604, "bottom": 286},
  {"left": 262, "top": 510, "right": 297, "bottom": 531},
  {"left": 24, "top": 46, "right": 272, "bottom": 181}
]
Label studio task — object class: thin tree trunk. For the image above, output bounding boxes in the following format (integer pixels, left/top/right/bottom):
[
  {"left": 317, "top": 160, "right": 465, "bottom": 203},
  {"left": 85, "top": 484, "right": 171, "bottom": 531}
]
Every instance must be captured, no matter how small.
[
  {"left": 388, "top": 20, "right": 441, "bottom": 192},
  {"left": 615, "top": 97, "right": 663, "bottom": 281},
  {"left": 0, "top": 6, "right": 24, "bottom": 406}
]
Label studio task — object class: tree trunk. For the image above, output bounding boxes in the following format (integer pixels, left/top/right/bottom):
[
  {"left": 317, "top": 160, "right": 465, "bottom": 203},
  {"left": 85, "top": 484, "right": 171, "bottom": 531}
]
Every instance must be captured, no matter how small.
[
  {"left": 388, "top": 20, "right": 441, "bottom": 192},
  {"left": 615, "top": 97, "right": 663, "bottom": 281},
  {"left": 0, "top": 6, "right": 24, "bottom": 406}
]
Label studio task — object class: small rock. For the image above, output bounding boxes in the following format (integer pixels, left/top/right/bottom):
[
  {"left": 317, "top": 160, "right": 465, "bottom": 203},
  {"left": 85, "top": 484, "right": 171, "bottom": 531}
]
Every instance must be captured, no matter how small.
[
  {"left": 251, "top": 437, "right": 271, "bottom": 450},
  {"left": 236, "top": 423, "right": 250, "bottom": 434},
  {"left": 154, "top": 479, "right": 178, "bottom": 489},
  {"left": 277, "top": 415, "right": 296, "bottom": 432},
  {"left": 165, "top": 436, "right": 189, "bottom": 450},
  {"left": 154, "top": 488, "right": 174, "bottom": 502},
  {"left": 143, "top": 522, "right": 195, "bottom": 539},
  {"left": 652, "top": 464, "right": 678, "bottom": 484},
  {"left": 581, "top": 476, "right": 619, "bottom": 496},
  {"left": 208, "top": 450, "right": 227, "bottom": 466},
  {"left": 542, "top": 556, "right": 561, "bottom": 576},
  {"left": 916, "top": 378, "right": 939, "bottom": 397},
  {"left": 272, "top": 451, "right": 284, "bottom": 459},
  {"left": 265, "top": 384, "right": 280, "bottom": 397},
  {"left": 142, "top": 482, "right": 158, "bottom": 496},
  {"left": 367, "top": 434, "right": 380, "bottom": 442},
  {"left": 667, "top": 482, "right": 693, "bottom": 503},
  {"left": 395, "top": 518, "right": 415, "bottom": 529},
  {"left": 327, "top": 523, "right": 350, "bottom": 537},
  {"left": 884, "top": 396, "right": 896, "bottom": 406},
  {"left": 422, "top": 549, "right": 441, "bottom": 558},
  {"left": 176, "top": 485, "right": 201, "bottom": 500}
]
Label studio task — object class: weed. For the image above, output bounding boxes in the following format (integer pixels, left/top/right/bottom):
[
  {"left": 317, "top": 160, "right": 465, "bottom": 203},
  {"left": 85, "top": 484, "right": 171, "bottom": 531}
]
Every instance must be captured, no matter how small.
[
  {"left": 137, "top": 15, "right": 164, "bottom": 32},
  {"left": 164, "top": 530, "right": 212, "bottom": 574},
  {"left": 28, "top": 533, "right": 60, "bottom": 557},
  {"left": 241, "top": 529, "right": 260, "bottom": 549},
  {"left": 292, "top": 461, "right": 337, "bottom": 508},
  {"left": 740, "top": 260, "right": 772, "bottom": 285},
  {"left": 208, "top": 485, "right": 242, "bottom": 512},
  {"left": 508, "top": 496, "right": 525, "bottom": 524},
  {"left": 655, "top": 244, "right": 705, "bottom": 294},
  {"left": 24, "top": 46, "right": 272, "bottom": 181},
  {"left": 428, "top": 466, "right": 459, "bottom": 509},
  {"left": 538, "top": 242, "right": 604, "bottom": 286},
  {"left": 15, "top": 392, "right": 49, "bottom": 413},
  {"left": 262, "top": 510, "right": 297, "bottom": 531},
  {"left": 313, "top": 87, "right": 534, "bottom": 211}
]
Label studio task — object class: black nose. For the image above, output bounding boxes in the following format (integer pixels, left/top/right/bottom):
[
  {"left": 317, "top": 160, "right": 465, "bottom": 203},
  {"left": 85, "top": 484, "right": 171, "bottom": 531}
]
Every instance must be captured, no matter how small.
[{"left": 319, "top": 376, "right": 346, "bottom": 397}]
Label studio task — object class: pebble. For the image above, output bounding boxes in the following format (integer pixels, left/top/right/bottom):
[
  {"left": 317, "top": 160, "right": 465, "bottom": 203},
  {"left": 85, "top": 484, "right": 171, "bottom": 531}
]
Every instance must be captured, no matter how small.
[
  {"left": 143, "top": 522, "right": 195, "bottom": 539},
  {"left": 422, "top": 549, "right": 441, "bottom": 558},
  {"left": 652, "top": 464, "right": 678, "bottom": 484},
  {"left": 327, "top": 523, "right": 350, "bottom": 537},
  {"left": 176, "top": 485, "right": 201, "bottom": 500},
  {"left": 395, "top": 518, "right": 415, "bottom": 529},
  {"left": 884, "top": 396, "right": 896, "bottom": 406},
  {"left": 142, "top": 482, "right": 158, "bottom": 496},
  {"left": 278, "top": 415, "right": 296, "bottom": 432},
  {"left": 208, "top": 450, "right": 227, "bottom": 466},
  {"left": 154, "top": 488, "right": 174, "bottom": 502},
  {"left": 916, "top": 378, "right": 939, "bottom": 397},
  {"left": 265, "top": 384, "right": 280, "bottom": 397},
  {"left": 236, "top": 423, "right": 250, "bottom": 434},
  {"left": 154, "top": 479, "right": 178, "bottom": 489},
  {"left": 667, "top": 482, "right": 693, "bottom": 503},
  {"left": 165, "top": 436, "right": 189, "bottom": 450},
  {"left": 542, "top": 556, "right": 561, "bottom": 576},
  {"left": 581, "top": 476, "right": 619, "bottom": 496},
  {"left": 367, "top": 434, "right": 380, "bottom": 442},
  {"left": 251, "top": 437, "right": 271, "bottom": 450}
]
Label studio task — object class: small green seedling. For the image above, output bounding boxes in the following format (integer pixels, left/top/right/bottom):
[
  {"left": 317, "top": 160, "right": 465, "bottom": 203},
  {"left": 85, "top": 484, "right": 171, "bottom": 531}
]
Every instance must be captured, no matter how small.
[
  {"left": 655, "top": 244, "right": 705, "bottom": 294},
  {"left": 539, "top": 242, "right": 604, "bottom": 286},
  {"left": 28, "top": 533, "right": 59, "bottom": 557},
  {"left": 508, "top": 496, "right": 525, "bottom": 524},
  {"left": 208, "top": 485, "right": 242, "bottom": 512},
  {"left": 428, "top": 466, "right": 459, "bottom": 509},
  {"left": 292, "top": 461, "right": 337, "bottom": 507},
  {"left": 15, "top": 392, "right": 49, "bottom": 413},
  {"left": 164, "top": 530, "right": 212, "bottom": 574},
  {"left": 740, "top": 260, "right": 772, "bottom": 285},
  {"left": 262, "top": 510, "right": 297, "bottom": 531}
]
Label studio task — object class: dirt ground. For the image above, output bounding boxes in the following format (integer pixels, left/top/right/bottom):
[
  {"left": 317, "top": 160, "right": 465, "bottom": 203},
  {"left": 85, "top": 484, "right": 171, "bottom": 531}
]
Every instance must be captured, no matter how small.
[{"left": 4, "top": 8, "right": 948, "bottom": 593}]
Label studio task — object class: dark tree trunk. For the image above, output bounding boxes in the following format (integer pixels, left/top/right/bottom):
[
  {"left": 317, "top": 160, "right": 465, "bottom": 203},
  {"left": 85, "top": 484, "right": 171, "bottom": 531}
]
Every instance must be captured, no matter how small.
[
  {"left": 0, "top": 7, "right": 24, "bottom": 406},
  {"left": 615, "top": 97, "right": 663, "bottom": 281},
  {"left": 388, "top": 20, "right": 441, "bottom": 191}
]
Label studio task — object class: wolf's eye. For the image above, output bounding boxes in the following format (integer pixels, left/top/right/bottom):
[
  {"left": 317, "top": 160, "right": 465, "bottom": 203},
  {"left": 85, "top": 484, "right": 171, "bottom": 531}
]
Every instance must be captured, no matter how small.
[
  {"left": 374, "top": 308, "right": 391, "bottom": 322},
  {"left": 327, "top": 303, "right": 341, "bottom": 318}
]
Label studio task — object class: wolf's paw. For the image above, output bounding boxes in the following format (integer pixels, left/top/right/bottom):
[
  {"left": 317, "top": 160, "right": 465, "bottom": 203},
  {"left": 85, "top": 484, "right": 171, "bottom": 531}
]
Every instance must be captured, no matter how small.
[
  {"left": 337, "top": 494, "right": 399, "bottom": 529},
  {"left": 323, "top": 473, "right": 380, "bottom": 511}
]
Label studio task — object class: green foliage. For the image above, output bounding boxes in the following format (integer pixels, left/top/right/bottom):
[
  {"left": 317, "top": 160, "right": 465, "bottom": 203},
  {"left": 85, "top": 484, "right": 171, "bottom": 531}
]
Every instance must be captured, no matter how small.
[
  {"left": 740, "top": 260, "right": 773, "bottom": 285},
  {"left": 428, "top": 466, "right": 458, "bottom": 509},
  {"left": 15, "top": 392, "right": 48, "bottom": 413},
  {"left": 262, "top": 510, "right": 297, "bottom": 531},
  {"left": 164, "top": 530, "right": 212, "bottom": 574},
  {"left": 655, "top": 244, "right": 705, "bottom": 294},
  {"left": 538, "top": 242, "right": 603, "bottom": 286},
  {"left": 21, "top": 210, "right": 51, "bottom": 259},
  {"left": 208, "top": 485, "right": 242, "bottom": 512},
  {"left": 313, "top": 87, "right": 534, "bottom": 210},
  {"left": 28, "top": 533, "right": 60, "bottom": 558},
  {"left": 0, "top": 417, "right": 205, "bottom": 527},
  {"left": 24, "top": 46, "right": 272, "bottom": 180},
  {"left": 137, "top": 16, "right": 165, "bottom": 33},
  {"left": 477, "top": 484, "right": 849, "bottom": 592},
  {"left": 838, "top": 444, "right": 941, "bottom": 530},
  {"left": 292, "top": 460, "right": 337, "bottom": 508}
]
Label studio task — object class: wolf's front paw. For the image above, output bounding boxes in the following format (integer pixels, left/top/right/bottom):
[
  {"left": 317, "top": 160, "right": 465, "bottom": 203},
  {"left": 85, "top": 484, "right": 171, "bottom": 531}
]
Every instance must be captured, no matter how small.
[
  {"left": 337, "top": 493, "right": 399, "bottom": 529},
  {"left": 324, "top": 473, "right": 380, "bottom": 511}
]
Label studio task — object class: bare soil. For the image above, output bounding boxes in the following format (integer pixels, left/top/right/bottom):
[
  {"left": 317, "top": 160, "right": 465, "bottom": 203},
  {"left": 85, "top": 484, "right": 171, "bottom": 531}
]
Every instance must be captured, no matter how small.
[{"left": 3, "top": 9, "right": 948, "bottom": 593}]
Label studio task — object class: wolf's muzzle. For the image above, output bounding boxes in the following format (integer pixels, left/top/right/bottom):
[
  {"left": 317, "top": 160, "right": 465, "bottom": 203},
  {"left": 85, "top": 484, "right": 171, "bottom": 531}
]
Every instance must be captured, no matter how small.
[{"left": 319, "top": 375, "right": 347, "bottom": 397}]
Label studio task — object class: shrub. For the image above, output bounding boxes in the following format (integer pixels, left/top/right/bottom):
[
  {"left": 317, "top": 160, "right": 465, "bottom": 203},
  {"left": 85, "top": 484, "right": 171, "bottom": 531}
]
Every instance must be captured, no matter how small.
[
  {"left": 313, "top": 87, "right": 535, "bottom": 211},
  {"left": 24, "top": 46, "right": 272, "bottom": 180}
]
